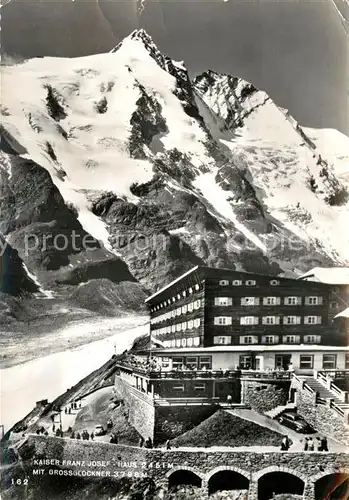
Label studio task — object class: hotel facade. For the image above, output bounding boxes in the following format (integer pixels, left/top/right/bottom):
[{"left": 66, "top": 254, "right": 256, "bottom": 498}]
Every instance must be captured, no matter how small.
[{"left": 115, "top": 266, "right": 348, "bottom": 405}]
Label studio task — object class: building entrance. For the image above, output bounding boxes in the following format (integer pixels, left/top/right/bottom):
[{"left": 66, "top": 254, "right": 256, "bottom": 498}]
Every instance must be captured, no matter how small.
[{"left": 275, "top": 354, "right": 291, "bottom": 370}]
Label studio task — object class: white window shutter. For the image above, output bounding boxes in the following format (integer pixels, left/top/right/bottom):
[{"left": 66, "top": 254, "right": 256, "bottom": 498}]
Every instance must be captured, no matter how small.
[
  {"left": 318, "top": 297, "right": 323, "bottom": 305},
  {"left": 297, "top": 297, "right": 302, "bottom": 305},
  {"left": 305, "top": 297, "right": 310, "bottom": 305},
  {"left": 254, "top": 317, "right": 259, "bottom": 325},
  {"left": 228, "top": 297, "right": 233, "bottom": 306},
  {"left": 255, "top": 297, "right": 260, "bottom": 306},
  {"left": 276, "top": 297, "right": 281, "bottom": 305},
  {"left": 214, "top": 298, "right": 220, "bottom": 306},
  {"left": 317, "top": 316, "right": 322, "bottom": 324}
]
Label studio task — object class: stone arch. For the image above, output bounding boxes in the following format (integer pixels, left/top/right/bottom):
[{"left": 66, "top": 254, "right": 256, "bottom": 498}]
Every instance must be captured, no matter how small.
[
  {"left": 311, "top": 470, "right": 349, "bottom": 500},
  {"left": 206, "top": 466, "right": 250, "bottom": 496},
  {"left": 167, "top": 466, "right": 203, "bottom": 490},
  {"left": 205, "top": 465, "right": 250, "bottom": 483},
  {"left": 165, "top": 465, "right": 204, "bottom": 480},
  {"left": 253, "top": 465, "right": 307, "bottom": 483},
  {"left": 256, "top": 467, "right": 306, "bottom": 500},
  {"left": 310, "top": 468, "right": 349, "bottom": 483}
]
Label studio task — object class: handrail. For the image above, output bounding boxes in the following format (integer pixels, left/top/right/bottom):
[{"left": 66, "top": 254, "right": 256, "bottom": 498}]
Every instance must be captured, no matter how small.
[
  {"left": 241, "top": 370, "right": 292, "bottom": 380},
  {"left": 154, "top": 397, "right": 220, "bottom": 406},
  {"left": 302, "top": 382, "right": 315, "bottom": 394},
  {"left": 330, "top": 401, "right": 345, "bottom": 417}
]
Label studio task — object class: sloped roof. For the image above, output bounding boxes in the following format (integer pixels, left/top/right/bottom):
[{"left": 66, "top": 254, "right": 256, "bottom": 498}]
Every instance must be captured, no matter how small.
[
  {"left": 335, "top": 307, "right": 349, "bottom": 319},
  {"left": 300, "top": 267, "right": 349, "bottom": 285}
]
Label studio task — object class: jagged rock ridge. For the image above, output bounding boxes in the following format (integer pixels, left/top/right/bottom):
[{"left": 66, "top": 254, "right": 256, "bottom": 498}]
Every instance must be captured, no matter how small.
[{"left": 1, "top": 29, "right": 348, "bottom": 316}]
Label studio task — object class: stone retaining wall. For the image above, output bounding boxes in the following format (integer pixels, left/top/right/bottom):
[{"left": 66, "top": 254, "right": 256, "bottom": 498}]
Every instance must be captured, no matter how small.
[
  {"left": 291, "top": 377, "right": 349, "bottom": 446},
  {"left": 113, "top": 377, "right": 155, "bottom": 441},
  {"left": 241, "top": 380, "right": 290, "bottom": 412}
]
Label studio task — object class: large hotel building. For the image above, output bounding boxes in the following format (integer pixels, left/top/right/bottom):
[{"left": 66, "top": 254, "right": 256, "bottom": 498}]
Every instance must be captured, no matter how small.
[{"left": 116, "top": 266, "right": 348, "bottom": 403}]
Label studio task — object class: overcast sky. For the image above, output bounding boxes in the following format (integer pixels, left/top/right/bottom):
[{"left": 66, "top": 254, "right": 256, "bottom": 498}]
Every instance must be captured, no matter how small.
[{"left": 2, "top": 0, "right": 348, "bottom": 134}]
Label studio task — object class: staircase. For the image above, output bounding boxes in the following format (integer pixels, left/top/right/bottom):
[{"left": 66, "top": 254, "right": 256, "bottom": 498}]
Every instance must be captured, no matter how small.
[
  {"left": 305, "top": 377, "right": 347, "bottom": 408},
  {"left": 265, "top": 402, "right": 296, "bottom": 420}
]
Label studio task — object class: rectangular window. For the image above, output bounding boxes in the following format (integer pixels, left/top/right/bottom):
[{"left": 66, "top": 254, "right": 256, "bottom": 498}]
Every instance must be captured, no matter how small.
[
  {"left": 194, "top": 300, "right": 201, "bottom": 309},
  {"left": 262, "top": 316, "right": 280, "bottom": 325},
  {"left": 214, "top": 297, "right": 233, "bottom": 306},
  {"left": 304, "top": 316, "right": 322, "bottom": 325},
  {"left": 219, "top": 280, "right": 229, "bottom": 286},
  {"left": 241, "top": 297, "right": 260, "bottom": 306},
  {"left": 242, "top": 336, "right": 254, "bottom": 344},
  {"left": 300, "top": 355, "right": 314, "bottom": 369},
  {"left": 265, "top": 335, "right": 275, "bottom": 344},
  {"left": 213, "top": 336, "right": 232, "bottom": 345},
  {"left": 263, "top": 297, "right": 280, "bottom": 305},
  {"left": 284, "top": 316, "right": 301, "bottom": 325},
  {"left": 304, "top": 335, "right": 319, "bottom": 344},
  {"left": 270, "top": 279, "right": 280, "bottom": 286},
  {"left": 240, "top": 316, "right": 259, "bottom": 325},
  {"left": 345, "top": 353, "right": 349, "bottom": 369},
  {"left": 172, "top": 357, "right": 184, "bottom": 369},
  {"left": 194, "top": 383, "right": 206, "bottom": 391},
  {"left": 330, "top": 301, "right": 338, "bottom": 309},
  {"left": 186, "top": 357, "right": 198, "bottom": 369},
  {"left": 232, "top": 280, "right": 242, "bottom": 286},
  {"left": 246, "top": 280, "right": 256, "bottom": 286},
  {"left": 193, "top": 318, "right": 201, "bottom": 328},
  {"left": 305, "top": 296, "right": 323, "bottom": 306},
  {"left": 239, "top": 355, "right": 252, "bottom": 369},
  {"left": 284, "top": 296, "right": 302, "bottom": 306},
  {"left": 285, "top": 335, "right": 296, "bottom": 343},
  {"left": 199, "top": 356, "right": 211, "bottom": 369},
  {"left": 214, "top": 316, "right": 232, "bottom": 325},
  {"left": 173, "top": 384, "right": 184, "bottom": 391},
  {"left": 322, "top": 355, "right": 337, "bottom": 370}
]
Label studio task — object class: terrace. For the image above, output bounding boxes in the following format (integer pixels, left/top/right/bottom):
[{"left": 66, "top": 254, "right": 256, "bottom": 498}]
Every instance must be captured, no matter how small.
[{"left": 116, "top": 361, "right": 293, "bottom": 381}]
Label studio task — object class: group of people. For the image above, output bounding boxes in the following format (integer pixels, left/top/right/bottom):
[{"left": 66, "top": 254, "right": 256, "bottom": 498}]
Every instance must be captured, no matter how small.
[
  {"left": 281, "top": 435, "right": 329, "bottom": 452},
  {"left": 65, "top": 401, "right": 81, "bottom": 414},
  {"left": 139, "top": 436, "right": 153, "bottom": 448},
  {"left": 70, "top": 430, "right": 94, "bottom": 440},
  {"left": 303, "top": 436, "right": 329, "bottom": 452}
]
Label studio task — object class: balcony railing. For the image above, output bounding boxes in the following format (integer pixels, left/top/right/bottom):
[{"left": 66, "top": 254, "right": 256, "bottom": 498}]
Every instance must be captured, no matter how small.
[{"left": 240, "top": 370, "right": 292, "bottom": 380}]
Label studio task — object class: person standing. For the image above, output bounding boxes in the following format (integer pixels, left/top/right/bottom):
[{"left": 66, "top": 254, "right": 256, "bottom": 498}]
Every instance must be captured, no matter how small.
[
  {"left": 321, "top": 436, "right": 329, "bottom": 452},
  {"left": 166, "top": 439, "right": 171, "bottom": 450},
  {"left": 307, "top": 437, "right": 314, "bottom": 451},
  {"left": 280, "top": 435, "right": 289, "bottom": 451}
]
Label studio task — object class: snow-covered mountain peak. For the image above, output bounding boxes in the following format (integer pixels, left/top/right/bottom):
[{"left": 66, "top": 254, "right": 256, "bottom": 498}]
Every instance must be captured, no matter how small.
[{"left": 1, "top": 29, "right": 348, "bottom": 305}]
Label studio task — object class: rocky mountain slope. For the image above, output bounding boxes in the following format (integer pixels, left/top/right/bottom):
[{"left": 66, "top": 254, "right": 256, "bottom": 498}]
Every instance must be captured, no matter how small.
[{"left": 1, "top": 29, "right": 348, "bottom": 328}]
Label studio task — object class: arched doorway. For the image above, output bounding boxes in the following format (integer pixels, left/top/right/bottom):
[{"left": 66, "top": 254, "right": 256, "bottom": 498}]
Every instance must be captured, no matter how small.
[
  {"left": 315, "top": 473, "right": 349, "bottom": 499},
  {"left": 258, "top": 471, "right": 304, "bottom": 500},
  {"left": 168, "top": 469, "right": 202, "bottom": 490},
  {"left": 208, "top": 470, "right": 249, "bottom": 496}
]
